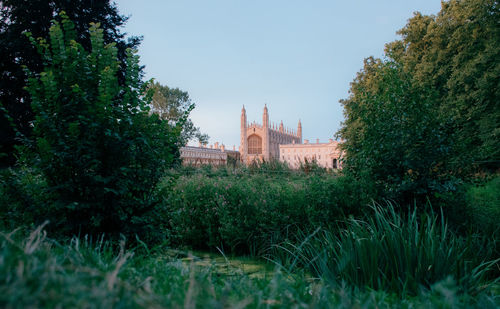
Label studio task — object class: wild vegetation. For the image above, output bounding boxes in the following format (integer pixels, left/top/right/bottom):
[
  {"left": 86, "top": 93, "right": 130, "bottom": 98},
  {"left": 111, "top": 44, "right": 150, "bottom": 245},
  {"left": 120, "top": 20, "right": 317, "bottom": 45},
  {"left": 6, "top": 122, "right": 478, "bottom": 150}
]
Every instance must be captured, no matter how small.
[
  {"left": 3, "top": 226, "right": 498, "bottom": 308},
  {"left": 163, "top": 167, "right": 374, "bottom": 254},
  {"left": 0, "top": 0, "right": 499, "bottom": 308}
]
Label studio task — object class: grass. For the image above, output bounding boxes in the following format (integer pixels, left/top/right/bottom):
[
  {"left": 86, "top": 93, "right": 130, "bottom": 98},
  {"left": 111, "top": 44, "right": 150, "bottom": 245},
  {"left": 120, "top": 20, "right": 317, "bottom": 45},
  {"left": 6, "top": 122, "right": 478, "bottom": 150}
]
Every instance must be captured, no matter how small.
[
  {"left": 2, "top": 167, "right": 499, "bottom": 307},
  {"left": 1, "top": 222, "right": 499, "bottom": 308},
  {"left": 274, "top": 202, "right": 500, "bottom": 297}
]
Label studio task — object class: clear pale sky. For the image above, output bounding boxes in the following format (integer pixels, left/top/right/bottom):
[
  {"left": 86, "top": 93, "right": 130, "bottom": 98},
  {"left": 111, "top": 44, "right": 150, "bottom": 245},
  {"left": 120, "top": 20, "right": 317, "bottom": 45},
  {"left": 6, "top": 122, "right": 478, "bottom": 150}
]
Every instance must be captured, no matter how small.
[{"left": 116, "top": 0, "right": 442, "bottom": 148}]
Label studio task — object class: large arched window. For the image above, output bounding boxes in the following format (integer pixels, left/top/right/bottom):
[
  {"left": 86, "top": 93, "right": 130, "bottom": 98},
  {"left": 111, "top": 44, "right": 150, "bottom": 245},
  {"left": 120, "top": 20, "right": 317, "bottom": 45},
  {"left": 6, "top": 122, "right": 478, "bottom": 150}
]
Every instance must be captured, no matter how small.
[{"left": 248, "top": 135, "right": 262, "bottom": 154}]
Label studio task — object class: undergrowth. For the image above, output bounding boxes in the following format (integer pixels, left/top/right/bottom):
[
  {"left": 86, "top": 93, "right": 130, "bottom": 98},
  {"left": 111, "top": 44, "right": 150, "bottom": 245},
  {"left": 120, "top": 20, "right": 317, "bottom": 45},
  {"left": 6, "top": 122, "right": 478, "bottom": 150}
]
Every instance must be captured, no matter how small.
[
  {"left": 1, "top": 223, "right": 499, "bottom": 308},
  {"left": 275, "top": 202, "right": 500, "bottom": 297}
]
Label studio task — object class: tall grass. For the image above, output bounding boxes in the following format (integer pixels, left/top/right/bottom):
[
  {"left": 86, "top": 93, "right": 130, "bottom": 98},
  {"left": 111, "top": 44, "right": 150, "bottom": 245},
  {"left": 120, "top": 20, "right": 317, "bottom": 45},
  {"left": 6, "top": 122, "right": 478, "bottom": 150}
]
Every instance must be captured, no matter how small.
[
  {"left": 276, "top": 202, "right": 499, "bottom": 296},
  {"left": 1, "top": 225, "right": 498, "bottom": 308}
]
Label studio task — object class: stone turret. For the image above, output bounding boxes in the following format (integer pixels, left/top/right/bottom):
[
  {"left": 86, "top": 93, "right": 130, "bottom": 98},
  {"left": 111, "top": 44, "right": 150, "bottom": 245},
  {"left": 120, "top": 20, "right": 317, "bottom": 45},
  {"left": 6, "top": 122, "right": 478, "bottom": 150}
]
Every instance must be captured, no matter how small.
[
  {"left": 297, "top": 119, "right": 302, "bottom": 142},
  {"left": 240, "top": 105, "right": 247, "bottom": 162},
  {"left": 263, "top": 104, "right": 270, "bottom": 160},
  {"left": 263, "top": 104, "right": 269, "bottom": 128}
]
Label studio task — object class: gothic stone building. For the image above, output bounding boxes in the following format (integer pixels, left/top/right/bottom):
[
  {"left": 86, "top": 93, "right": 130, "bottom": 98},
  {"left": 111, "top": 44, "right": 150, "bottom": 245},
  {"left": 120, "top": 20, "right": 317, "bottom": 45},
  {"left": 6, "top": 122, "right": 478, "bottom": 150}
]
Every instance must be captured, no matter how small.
[
  {"left": 240, "top": 105, "right": 343, "bottom": 168},
  {"left": 240, "top": 105, "right": 302, "bottom": 164}
]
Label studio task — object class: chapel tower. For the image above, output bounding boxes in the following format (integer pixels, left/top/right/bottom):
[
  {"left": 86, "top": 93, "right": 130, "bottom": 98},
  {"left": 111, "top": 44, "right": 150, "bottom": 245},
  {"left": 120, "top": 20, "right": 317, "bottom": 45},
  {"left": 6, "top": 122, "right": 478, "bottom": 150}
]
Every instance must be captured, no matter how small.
[
  {"left": 240, "top": 105, "right": 248, "bottom": 162},
  {"left": 297, "top": 119, "right": 302, "bottom": 142},
  {"left": 240, "top": 105, "right": 301, "bottom": 164},
  {"left": 262, "top": 105, "right": 270, "bottom": 160}
]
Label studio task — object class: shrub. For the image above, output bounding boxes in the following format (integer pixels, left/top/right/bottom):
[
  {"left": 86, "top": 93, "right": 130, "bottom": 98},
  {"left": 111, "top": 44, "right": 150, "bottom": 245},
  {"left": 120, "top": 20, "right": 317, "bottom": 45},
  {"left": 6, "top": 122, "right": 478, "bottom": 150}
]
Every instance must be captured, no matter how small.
[
  {"left": 0, "top": 167, "right": 52, "bottom": 231},
  {"left": 465, "top": 176, "right": 500, "bottom": 236},
  {"left": 163, "top": 172, "right": 374, "bottom": 255},
  {"left": 20, "top": 14, "right": 180, "bottom": 242}
]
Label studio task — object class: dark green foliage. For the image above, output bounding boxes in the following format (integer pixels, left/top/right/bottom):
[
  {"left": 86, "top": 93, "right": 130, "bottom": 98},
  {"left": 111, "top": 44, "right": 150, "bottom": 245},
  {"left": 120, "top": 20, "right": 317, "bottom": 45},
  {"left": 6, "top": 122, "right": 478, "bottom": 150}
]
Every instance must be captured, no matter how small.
[
  {"left": 278, "top": 203, "right": 499, "bottom": 296},
  {"left": 162, "top": 172, "right": 375, "bottom": 255},
  {"left": 338, "top": 0, "right": 499, "bottom": 202},
  {"left": 0, "top": 167, "right": 52, "bottom": 231},
  {"left": 21, "top": 15, "right": 180, "bottom": 241},
  {"left": 0, "top": 0, "right": 140, "bottom": 167},
  {"left": 464, "top": 176, "right": 500, "bottom": 237},
  {"left": 388, "top": 0, "right": 500, "bottom": 168},
  {"left": 339, "top": 59, "right": 456, "bottom": 203}
]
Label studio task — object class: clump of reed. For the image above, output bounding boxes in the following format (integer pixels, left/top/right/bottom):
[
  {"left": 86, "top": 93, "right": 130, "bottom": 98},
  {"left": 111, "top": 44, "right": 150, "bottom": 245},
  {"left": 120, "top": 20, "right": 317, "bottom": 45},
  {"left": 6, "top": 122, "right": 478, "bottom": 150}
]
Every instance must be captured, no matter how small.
[{"left": 276, "top": 202, "right": 499, "bottom": 296}]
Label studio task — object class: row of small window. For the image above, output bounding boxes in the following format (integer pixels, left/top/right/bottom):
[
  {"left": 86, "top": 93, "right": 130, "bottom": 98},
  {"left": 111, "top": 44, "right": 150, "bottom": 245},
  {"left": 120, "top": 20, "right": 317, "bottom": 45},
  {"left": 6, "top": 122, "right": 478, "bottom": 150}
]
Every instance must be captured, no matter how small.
[
  {"left": 182, "top": 152, "right": 225, "bottom": 158},
  {"left": 281, "top": 148, "right": 330, "bottom": 153},
  {"left": 282, "top": 155, "right": 322, "bottom": 160},
  {"left": 282, "top": 157, "right": 339, "bottom": 169}
]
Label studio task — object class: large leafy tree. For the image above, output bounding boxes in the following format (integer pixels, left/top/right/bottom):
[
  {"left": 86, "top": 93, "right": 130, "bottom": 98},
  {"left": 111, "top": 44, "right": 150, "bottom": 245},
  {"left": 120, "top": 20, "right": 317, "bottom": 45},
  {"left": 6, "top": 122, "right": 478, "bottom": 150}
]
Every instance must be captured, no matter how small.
[
  {"left": 0, "top": 0, "right": 140, "bottom": 167},
  {"left": 24, "top": 14, "right": 180, "bottom": 241},
  {"left": 338, "top": 58, "right": 450, "bottom": 201},
  {"left": 339, "top": 0, "right": 499, "bottom": 201},
  {"left": 150, "top": 82, "right": 209, "bottom": 145},
  {"left": 386, "top": 0, "right": 500, "bottom": 170}
]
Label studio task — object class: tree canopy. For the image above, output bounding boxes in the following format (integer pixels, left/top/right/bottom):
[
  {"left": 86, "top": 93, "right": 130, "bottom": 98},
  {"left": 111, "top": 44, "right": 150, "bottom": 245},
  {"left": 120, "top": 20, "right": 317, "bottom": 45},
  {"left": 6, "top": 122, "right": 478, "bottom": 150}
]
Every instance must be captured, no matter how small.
[
  {"left": 338, "top": 0, "right": 499, "bottom": 202},
  {"left": 150, "top": 82, "right": 209, "bottom": 145},
  {"left": 0, "top": 0, "right": 140, "bottom": 167},
  {"left": 387, "top": 0, "right": 500, "bottom": 168}
]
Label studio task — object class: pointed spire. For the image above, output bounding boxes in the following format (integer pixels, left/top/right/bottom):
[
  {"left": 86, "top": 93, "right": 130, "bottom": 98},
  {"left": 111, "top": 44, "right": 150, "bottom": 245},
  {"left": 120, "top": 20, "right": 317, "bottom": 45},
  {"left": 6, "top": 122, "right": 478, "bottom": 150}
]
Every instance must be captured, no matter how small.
[
  {"left": 241, "top": 105, "right": 247, "bottom": 129},
  {"left": 263, "top": 104, "right": 269, "bottom": 127}
]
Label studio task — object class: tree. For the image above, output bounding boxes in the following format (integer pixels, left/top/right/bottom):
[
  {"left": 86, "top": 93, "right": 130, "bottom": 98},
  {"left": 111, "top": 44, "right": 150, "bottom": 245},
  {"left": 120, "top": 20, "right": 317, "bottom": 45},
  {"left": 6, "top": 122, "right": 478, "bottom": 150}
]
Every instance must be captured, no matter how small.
[
  {"left": 386, "top": 0, "right": 500, "bottom": 171},
  {"left": 338, "top": 0, "right": 499, "bottom": 202},
  {"left": 150, "top": 82, "right": 209, "bottom": 145},
  {"left": 0, "top": 0, "right": 141, "bottom": 167},
  {"left": 24, "top": 14, "right": 180, "bottom": 241},
  {"left": 338, "top": 58, "right": 452, "bottom": 202}
]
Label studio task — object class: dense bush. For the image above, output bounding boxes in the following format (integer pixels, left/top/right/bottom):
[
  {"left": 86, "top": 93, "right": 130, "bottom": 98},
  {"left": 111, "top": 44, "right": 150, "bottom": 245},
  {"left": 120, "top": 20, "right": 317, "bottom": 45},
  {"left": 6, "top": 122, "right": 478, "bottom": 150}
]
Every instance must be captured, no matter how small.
[
  {"left": 13, "top": 14, "right": 181, "bottom": 242},
  {"left": 162, "top": 172, "right": 375, "bottom": 255},
  {"left": 0, "top": 167, "right": 51, "bottom": 231},
  {"left": 277, "top": 202, "right": 499, "bottom": 296},
  {"left": 464, "top": 176, "right": 500, "bottom": 237}
]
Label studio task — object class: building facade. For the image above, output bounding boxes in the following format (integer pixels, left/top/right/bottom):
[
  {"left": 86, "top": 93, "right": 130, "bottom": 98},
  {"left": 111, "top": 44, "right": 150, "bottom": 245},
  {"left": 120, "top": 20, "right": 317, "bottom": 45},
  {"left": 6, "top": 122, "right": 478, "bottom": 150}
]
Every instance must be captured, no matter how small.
[
  {"left": 180, "top": 143, "right": 239, "bottom": 166},
  {"left": 240, "top": 105, "right": 302, "bottom": 164},
  {"left": 279, "top": 139, "right": 343, "bottom": 169}
]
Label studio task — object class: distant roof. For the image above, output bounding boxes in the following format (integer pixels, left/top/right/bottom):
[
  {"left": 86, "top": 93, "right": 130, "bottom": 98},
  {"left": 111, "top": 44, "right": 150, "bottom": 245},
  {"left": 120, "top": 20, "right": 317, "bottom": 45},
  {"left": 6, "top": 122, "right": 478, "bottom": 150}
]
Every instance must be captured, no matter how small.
[
  {"left": 280, "top": 141, "right": 340, "bottom": 148},
  {"left": 181, "top": 146, "right": 224, "bottom": 153}
]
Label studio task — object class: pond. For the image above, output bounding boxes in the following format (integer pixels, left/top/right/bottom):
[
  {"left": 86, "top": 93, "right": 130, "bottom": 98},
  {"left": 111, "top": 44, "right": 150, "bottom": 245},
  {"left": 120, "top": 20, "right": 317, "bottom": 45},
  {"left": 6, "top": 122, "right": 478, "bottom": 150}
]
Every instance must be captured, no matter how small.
[{"left": 164, "top": 249, "right": 277, "bottom": 279}]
